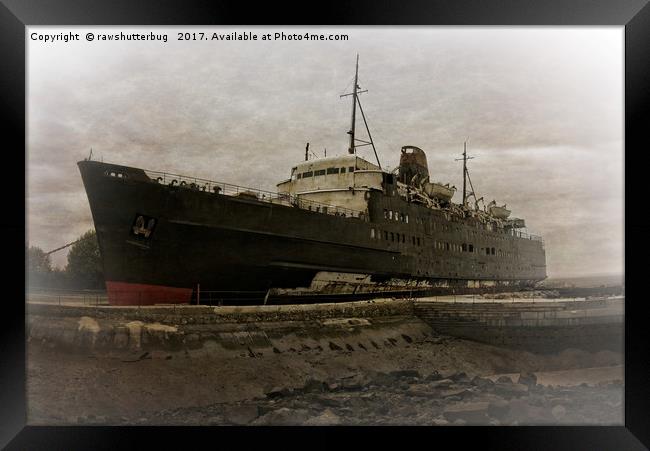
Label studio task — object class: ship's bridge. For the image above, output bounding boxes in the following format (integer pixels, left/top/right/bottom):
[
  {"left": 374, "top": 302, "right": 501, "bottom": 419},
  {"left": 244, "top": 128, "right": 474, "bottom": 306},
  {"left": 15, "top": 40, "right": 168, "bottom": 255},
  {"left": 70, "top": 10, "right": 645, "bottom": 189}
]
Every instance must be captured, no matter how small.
[{"left": 276, "top": 155, "right": 385, "bottom": 212}]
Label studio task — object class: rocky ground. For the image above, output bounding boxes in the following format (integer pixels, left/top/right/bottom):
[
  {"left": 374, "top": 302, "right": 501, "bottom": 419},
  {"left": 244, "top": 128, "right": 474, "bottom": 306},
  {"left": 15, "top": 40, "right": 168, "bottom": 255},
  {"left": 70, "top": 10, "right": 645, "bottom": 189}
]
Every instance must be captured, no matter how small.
[
  {"left": 158, "top": 370, "right": 624, "bottom": 426},
  {"left": 27, "top": 333, "right": 623, "bottom": 426}
]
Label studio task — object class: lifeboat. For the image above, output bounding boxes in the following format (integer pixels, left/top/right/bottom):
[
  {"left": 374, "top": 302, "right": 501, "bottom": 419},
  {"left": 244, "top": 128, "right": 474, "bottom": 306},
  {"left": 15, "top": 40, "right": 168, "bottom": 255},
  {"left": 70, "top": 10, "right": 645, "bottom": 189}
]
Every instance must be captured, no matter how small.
[
  {"left": 424, "top": 182, "right": 456, "bottom": 201},
  {"left": 488, "top": 204, "right": 511, "bottom": 219}
]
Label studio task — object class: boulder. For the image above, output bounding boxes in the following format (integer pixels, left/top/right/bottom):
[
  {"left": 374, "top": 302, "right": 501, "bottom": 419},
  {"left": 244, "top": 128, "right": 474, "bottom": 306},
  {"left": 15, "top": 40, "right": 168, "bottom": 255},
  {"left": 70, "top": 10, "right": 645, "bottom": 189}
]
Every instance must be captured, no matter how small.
[
  {"left": 265, "top": 387, "right": 292, "bottom": 399},
  {"left": 517, "top": 372, "right": 538, "bottom": 387},
  {"left": 425, "top": 370, "right": 443, "bottom": 382},
  {"left": 432, "top": 417, "right": 450, "bottom": 426},
  {"left": 429, "top": 379, "right": 454, "bottom": 389},
  {"left": 551, "top": 404, "right": 567, "bottom": 421},
  {"left": 494, "top": 382, "right": 529, "bottom": 398},
  {"left": 471, "top": 376, "right": 494, "bottom": 389},
  {"left": 252, "top": 408, "right": 310, "bottom": 426},
  {"left": 440, "top": 388, "right": 472, "bottom": 399},
  {"left": 303, "top": 409, "right": 342, "bottom": 426},
  {"left": 449, "top": 372, "right": 470, "bottom": 384},
  {"left": 407, "top": 383, "right": 434, "bottom": 397},
  {"left": 303, "top": 379, "right": 328, "bottom": 393},
  {"left": 389, "top": 369, "right": 421, "bottom": 379}
]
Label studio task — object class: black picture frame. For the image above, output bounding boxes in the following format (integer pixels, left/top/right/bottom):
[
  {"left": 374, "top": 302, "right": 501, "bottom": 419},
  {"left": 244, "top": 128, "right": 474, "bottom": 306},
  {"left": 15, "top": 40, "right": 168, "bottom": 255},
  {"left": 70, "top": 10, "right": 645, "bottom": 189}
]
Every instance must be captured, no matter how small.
[{"left": 3, "top": 0, "right": 647, "bottom": 448}]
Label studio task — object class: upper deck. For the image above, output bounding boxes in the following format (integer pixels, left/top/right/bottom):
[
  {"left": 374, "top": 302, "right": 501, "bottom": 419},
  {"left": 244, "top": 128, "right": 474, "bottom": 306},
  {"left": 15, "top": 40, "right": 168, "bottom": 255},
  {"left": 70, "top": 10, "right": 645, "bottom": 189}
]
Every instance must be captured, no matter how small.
[{"left": 276, "top": 155, "right": 385, "bottom": 212}]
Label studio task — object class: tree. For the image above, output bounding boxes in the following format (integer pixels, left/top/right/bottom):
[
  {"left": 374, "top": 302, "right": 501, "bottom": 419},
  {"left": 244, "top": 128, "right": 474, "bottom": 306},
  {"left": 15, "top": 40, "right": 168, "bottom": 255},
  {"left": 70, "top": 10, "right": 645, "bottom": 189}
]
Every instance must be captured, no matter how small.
[
  {"left": 26, "top": 245, "right": 52, "bottom": 273},
  {"left": 26, "top": 245, "right": 53, "bottom": 287},
  {"left": 65, "top": 230, "right": 104, "bottom": 289}
]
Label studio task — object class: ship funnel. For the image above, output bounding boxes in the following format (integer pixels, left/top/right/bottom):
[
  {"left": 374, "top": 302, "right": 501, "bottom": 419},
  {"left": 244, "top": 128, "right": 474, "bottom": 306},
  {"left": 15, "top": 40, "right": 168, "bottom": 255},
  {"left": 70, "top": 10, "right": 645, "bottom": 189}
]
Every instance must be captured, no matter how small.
[{"left": 399, "top": 145, "right": 429, "bottom": 186}]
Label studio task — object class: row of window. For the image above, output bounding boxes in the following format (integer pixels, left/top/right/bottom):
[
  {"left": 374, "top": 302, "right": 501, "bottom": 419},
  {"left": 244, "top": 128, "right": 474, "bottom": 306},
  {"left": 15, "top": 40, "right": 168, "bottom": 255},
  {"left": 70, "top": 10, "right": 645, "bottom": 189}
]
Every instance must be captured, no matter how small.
[
  {"left": 297, "top": 166, "right": 355, "bottom": 179},
  {"left": 434, "top": 241, "right": 516, "bottom": 258},
  {"left": 370, "top": 228, "right": 422, "bottom": 246},
  {"left": 381, "top": 209, "right": 531, "bottom": 254},
  {"left": 383, "top": 209, "right": 435, "bottom": 227},
  {"left": 383, "top": 209, "right": 409, "bottom": 223},
  {"left": 369, "top": 223, "right": 523, "bottom": 258}
]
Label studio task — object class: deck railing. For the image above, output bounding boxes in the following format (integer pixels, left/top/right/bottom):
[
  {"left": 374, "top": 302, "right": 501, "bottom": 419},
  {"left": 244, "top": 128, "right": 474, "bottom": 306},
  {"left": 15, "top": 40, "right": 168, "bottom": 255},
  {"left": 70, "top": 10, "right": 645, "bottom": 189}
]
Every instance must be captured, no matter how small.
[
  {"left": 508, "top": 229, "right": 543, "bottom": 243},
  {"left": 143, "top": 169, "right": 365, "bottom": 220}
]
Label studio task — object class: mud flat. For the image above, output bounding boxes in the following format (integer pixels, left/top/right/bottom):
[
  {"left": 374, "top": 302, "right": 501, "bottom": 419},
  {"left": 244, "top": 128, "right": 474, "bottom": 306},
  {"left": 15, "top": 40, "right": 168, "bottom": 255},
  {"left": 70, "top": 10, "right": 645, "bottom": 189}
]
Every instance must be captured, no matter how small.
[{"left": 26, "top": 298, "right": 624, "bottom": 426}]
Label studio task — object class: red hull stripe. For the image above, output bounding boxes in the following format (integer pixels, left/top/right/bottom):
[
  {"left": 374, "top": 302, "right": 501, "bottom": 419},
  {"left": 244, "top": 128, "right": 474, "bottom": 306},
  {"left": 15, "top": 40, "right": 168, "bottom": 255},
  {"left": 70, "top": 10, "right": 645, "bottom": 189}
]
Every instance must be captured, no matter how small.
[{"left": 105, "top": 281, "right": 192, "bottom": 306}]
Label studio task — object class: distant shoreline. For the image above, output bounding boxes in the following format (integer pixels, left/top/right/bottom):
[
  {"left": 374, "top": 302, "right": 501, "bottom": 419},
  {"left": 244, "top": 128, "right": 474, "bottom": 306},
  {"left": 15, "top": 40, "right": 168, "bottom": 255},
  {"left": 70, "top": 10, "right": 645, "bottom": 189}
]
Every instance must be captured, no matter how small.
[{"left": 539, "top": 274, "right": 623, "bottom": 288}]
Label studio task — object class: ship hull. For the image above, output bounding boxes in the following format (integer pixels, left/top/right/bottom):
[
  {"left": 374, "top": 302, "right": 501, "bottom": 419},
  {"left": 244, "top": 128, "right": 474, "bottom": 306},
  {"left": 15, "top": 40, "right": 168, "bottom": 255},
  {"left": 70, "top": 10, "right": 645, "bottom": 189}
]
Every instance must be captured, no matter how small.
[{"left": 79, "top": 161, "right": 546, "bottom": 305}]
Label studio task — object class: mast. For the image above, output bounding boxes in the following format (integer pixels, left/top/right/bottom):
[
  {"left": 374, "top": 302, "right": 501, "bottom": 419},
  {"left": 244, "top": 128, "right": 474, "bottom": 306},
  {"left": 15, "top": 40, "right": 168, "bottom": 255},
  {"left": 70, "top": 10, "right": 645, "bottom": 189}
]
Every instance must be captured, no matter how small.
[
  {"left": 455, "top": 139, "right": 474, "bottom": 207},
  {"left": 462, "top": 141, "right": 467, "bottom": 206},
  {"left": 348, "top": 54, "right": 359, "bottom": 154},
  {"left": 340, "top": 55, "right": 380, "bottom": 167}
]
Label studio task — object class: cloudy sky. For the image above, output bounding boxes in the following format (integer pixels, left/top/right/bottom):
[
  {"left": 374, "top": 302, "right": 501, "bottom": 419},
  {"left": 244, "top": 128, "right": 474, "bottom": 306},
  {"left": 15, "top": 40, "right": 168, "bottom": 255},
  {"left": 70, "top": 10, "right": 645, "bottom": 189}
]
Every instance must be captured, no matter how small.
[{"left": 27, "top": 27, "right": 623, "bottom": 278}]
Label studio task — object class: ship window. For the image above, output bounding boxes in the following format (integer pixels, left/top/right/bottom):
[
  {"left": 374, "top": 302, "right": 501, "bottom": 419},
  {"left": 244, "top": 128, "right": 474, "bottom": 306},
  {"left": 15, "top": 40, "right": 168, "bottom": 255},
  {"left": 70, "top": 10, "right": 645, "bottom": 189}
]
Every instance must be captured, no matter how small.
[
  {"left": 412, "top": 236, "right": 416, "bottom": 245},
  {"left": 417, "top": 237, "right": 421, "bottom": 246},
  {"left": 340, "top": 167, "right": 346, "bottom": 173},
  {"left": 402, "top": 234, "right": 406, "bottom": 243},
  {"left": 391, "top": 232, "right": 394, "bottom": 242},
  {"left": 486, "top": 248, "right": 490, "bottom": 255},
  {"left": 469, "top": 244, "right": 474, "bottom": 252},
  {"left": 297, "top": 173, "right": 302, "bottom": 179},
  {"left": 395, "top": 213, "right": 400, "bottom": 222},
  {"left": 303, "top": 171, "right": 313, "bottom": 178},
  {"left": 384, "top": 209, "right": 388, "bottom": 219},
  {"left": 349, "top": 166, "right": 355, "bottom": 172},
  {"left": 462, "top": 243, "right": 467, "bottom": 252},
  {"left": 384, "top": 231, "right": 388, "bottom": 240},
  {"left": 405, "top": 214, "right": 409, "bottom": 224},
  {"left": 491, "top": 247, "right": 496, "bottom": 255},
  {"left": 446, "top": 242, "right": 450, "bottom": 251},
  {"left": 370, "top": 228, "right": 376, "bottom": 239},
  {"left": 314, "top": 169, "right": 326, "bottom": 176},
  {"left": 389, "top": 210, "right": 393, "bottom": 220}
]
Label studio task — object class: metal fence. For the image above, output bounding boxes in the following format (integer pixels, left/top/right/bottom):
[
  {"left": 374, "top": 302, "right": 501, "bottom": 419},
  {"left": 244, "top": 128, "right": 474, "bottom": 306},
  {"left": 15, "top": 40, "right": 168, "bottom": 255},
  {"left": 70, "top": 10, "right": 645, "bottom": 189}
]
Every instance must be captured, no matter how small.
[
  {"left": 27, "top": 289, "right": 271, "bottom": 306},
  {"left": 26, "top": 289, "right": 109, "bottom": 306},
  {"left": 27, "top": 287, "right": 622, "bottom": 308},
  {"left": 143, "top": 169, "right": 365, "bottom": 220}
]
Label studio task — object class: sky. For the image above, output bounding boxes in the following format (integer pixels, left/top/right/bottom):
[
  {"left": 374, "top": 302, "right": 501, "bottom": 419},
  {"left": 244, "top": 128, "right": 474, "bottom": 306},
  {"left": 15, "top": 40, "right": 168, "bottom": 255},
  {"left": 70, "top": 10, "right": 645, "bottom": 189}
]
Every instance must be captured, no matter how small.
[{"left": 27, "top": 27, "right": 623, "bottom": 278}]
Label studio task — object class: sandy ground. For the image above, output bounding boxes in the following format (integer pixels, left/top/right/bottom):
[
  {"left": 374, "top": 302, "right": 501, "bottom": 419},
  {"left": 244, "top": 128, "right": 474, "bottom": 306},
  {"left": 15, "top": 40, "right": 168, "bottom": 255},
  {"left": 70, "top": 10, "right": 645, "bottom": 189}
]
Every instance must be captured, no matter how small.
[{"left": 27, "top": 332, "right": 623, "bottom": 426}]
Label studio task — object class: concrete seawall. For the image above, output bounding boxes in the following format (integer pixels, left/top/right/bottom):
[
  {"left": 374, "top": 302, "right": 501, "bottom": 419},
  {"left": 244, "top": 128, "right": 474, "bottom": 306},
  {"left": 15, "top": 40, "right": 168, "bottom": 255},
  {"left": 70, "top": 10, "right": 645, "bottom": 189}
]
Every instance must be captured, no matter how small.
[
  {"left": 27, "top": 296, "right": 623, "bottom": 353},
  {"left": 27, "top": 299, "right": 422, "bottom": 352},
  {"left": 414, "top": 297, "right": 623, "bottom": 352}
]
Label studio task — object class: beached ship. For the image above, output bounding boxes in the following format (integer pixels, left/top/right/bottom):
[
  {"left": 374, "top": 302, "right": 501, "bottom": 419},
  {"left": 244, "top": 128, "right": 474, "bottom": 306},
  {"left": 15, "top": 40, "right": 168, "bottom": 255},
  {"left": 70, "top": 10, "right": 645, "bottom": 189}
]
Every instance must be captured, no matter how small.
[{"left": 78, "top": 56, "right": 546, "bottom": 305}]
